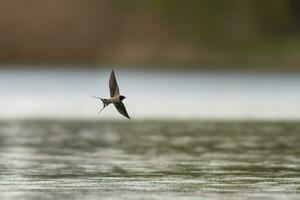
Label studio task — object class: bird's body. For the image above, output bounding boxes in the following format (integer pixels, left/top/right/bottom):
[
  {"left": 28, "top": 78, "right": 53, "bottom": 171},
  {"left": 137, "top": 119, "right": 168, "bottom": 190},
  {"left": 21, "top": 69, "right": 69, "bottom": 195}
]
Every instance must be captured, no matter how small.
[
  {"left": 91, "top": 70, "right": 130, "bottom": 119},
  {"left": 108, "top": 95, "right": 123, "bottom": 104}
]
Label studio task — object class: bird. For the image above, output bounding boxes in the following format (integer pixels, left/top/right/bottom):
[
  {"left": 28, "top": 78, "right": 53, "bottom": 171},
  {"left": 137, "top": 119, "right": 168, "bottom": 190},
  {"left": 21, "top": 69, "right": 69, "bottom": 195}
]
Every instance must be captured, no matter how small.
[{"left": 91, "top": 70, "right": 130, "bottom": 119}]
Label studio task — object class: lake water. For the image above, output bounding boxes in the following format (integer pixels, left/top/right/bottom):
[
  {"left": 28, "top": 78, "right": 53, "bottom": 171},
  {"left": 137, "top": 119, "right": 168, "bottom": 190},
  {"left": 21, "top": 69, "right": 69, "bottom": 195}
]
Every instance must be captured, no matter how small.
[
  {"left": 0, "top": 120, "right": 299, "bottom": 199},
  {"left": 0, "top": 69, "right": 300, "bottom": 119},
  {"left": 0, "top": 69, "right": 300, "bottom": 199}
]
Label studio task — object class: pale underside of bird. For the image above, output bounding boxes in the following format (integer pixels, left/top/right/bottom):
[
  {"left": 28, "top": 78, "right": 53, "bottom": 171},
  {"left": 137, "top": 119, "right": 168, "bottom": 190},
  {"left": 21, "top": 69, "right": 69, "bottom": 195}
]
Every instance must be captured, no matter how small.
[{"left": 91, "top": 70, "right": 130, "bottom": 119}]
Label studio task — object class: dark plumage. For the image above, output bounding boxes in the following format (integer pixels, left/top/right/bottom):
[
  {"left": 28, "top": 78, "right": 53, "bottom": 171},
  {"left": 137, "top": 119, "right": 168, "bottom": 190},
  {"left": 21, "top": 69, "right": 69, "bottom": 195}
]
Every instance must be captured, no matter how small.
[{"left": 91, "top": 70, "right": 130, "bottom": 119}]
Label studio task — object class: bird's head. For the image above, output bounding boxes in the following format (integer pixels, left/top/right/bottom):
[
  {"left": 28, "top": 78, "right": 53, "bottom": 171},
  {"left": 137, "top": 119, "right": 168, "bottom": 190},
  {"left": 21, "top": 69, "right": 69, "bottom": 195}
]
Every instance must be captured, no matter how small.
[{"left": 119, "top": 95, "right": 126, "bottom": 101}]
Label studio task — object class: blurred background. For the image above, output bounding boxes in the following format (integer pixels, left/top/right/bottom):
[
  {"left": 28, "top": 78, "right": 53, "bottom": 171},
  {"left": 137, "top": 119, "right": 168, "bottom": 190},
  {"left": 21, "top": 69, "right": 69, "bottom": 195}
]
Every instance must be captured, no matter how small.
[
  {"left": 2, "top": 0, "right": 300, "bottom": 68},
  {"left": 1, "top": 0, "right": 300, "bottom": 119},
  {"left": 2, "top": 2, "right": 300, "bottom": 198}
]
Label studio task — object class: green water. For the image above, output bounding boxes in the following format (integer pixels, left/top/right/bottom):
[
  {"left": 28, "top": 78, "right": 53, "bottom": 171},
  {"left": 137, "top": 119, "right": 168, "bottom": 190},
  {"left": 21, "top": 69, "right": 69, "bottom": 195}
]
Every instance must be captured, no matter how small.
[{"left": 0, "top": 121, "right": 299, "bottom": 199}]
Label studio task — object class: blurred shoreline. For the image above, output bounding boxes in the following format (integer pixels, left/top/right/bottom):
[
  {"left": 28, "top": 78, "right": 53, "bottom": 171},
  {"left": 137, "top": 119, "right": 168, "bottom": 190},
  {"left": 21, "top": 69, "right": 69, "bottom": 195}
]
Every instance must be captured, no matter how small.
[
  {"left": 1, "top": 1, "right": 300, "bottom": 69},
  {"left": 2, "top": 64, "right": 300, "bottom": 73}
]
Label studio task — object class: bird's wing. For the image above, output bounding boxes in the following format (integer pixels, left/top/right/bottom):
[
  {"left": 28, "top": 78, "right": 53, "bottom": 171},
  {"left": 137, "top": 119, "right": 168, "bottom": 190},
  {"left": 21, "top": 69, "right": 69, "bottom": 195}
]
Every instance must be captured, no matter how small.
[
  {"left": 114, "top": 102, "right": 130, "bottom": 119},
  {"left": 109, "top": 70, "right": 120, "bottom": 97}
]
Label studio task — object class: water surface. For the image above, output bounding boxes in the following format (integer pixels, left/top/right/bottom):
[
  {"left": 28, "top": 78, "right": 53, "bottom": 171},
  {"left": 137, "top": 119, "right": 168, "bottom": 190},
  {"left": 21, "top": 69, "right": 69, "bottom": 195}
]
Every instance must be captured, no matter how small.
[
  {"left": 0, "top": 120, "right": 299, "bottom": 199},
  {"left": 1, "top": 69, "right": 300, "bottom": 119}
]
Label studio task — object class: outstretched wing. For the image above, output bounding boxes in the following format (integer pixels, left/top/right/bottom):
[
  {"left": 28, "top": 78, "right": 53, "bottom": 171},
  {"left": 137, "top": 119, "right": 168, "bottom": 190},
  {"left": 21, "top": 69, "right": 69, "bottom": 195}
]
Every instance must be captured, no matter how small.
[
  {"left": 109, "top": 70, "right": 120, "bottom": 97},
  {"left": 114, "top": 102, "right": 130, "bottom": 119}
]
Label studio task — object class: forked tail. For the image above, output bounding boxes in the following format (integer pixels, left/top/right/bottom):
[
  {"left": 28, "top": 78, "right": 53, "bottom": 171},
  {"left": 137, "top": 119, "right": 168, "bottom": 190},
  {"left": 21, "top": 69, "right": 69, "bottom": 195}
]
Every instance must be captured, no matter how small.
[{"left": 90, "top": 95, "right": 110, "bottom": 114}]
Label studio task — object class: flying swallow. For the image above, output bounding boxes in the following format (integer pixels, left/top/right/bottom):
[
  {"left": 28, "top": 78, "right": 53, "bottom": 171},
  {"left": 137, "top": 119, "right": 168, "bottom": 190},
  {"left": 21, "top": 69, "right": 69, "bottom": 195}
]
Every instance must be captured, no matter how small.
[{"left": 91, "top": 70, "right": 130, "bottom": 119}]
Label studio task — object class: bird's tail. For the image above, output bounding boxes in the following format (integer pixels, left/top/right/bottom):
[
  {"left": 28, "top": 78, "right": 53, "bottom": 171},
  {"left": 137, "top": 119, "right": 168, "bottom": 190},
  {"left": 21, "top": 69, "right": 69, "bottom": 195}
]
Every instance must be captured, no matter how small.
[
  {"left": 100, "top": 98, "right": 110, "bottom": 107},
  {"left": 90, "top": 95, "right": 110, "bottom": 114}
]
